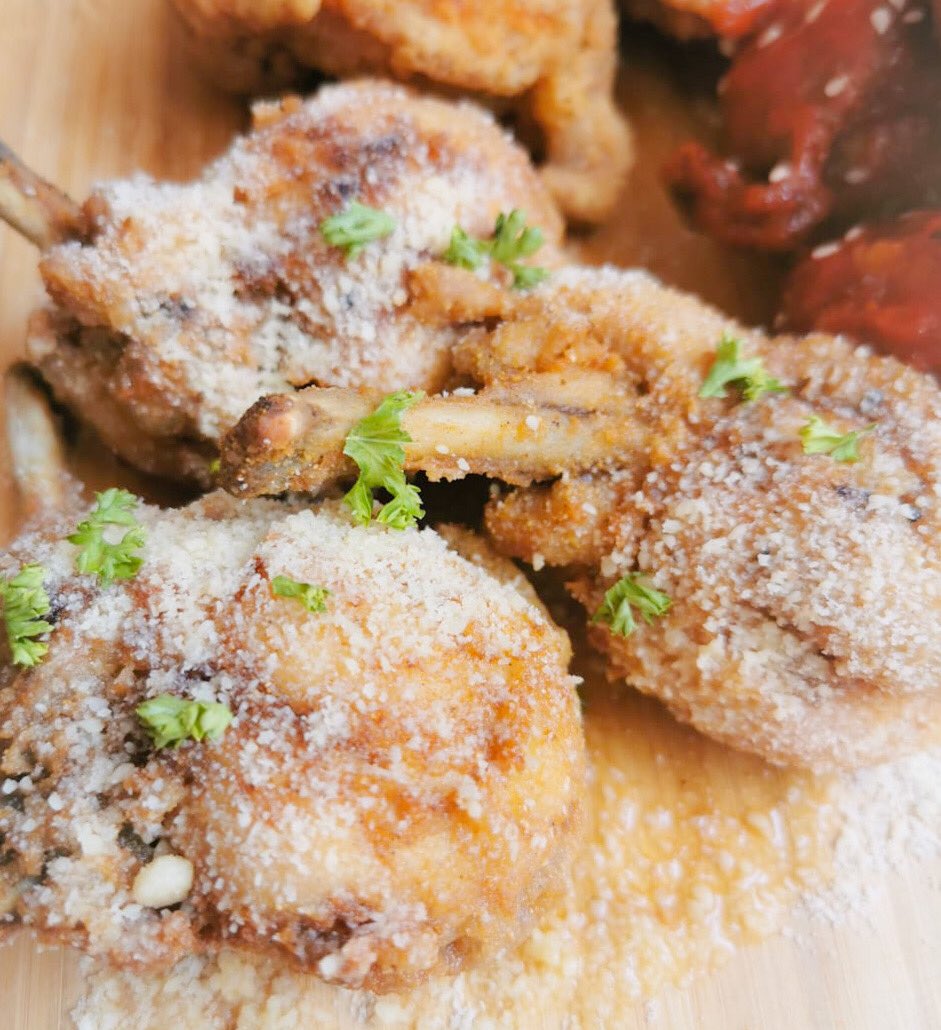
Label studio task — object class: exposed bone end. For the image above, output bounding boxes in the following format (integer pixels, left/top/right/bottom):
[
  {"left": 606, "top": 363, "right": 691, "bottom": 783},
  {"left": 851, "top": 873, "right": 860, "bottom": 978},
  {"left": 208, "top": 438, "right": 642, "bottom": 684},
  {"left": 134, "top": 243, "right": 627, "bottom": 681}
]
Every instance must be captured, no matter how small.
[
  {"left": 220, "top": 388, "right": 365, "bottom": 496},
  {"left": 0, "top": 141, "right": 86, "bottom": 249},
  {"left": 3, "top": 364, "right": 68, "bottom": 515}
]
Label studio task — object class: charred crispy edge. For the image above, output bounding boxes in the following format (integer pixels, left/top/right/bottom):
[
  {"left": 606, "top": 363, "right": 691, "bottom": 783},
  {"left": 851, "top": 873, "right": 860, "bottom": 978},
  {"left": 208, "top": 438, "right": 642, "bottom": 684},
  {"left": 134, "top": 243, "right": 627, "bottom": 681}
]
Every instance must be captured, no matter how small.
[
  {"left": 3, "top": 364, "right": 67, "bottom": 514},
  {"left": 0, "top": 141, "right": 85, "bottom": 248},
  {"left": 221, "top": 382, "right": 647, "bottom": 498}
]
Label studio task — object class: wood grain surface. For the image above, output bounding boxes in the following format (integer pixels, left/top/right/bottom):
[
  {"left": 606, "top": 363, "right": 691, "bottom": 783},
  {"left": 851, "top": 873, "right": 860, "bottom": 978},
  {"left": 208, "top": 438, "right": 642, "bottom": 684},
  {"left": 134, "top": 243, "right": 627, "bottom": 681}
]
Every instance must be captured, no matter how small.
[{"left": 0, "top": 2, "right": 940, "bottom": 1027}]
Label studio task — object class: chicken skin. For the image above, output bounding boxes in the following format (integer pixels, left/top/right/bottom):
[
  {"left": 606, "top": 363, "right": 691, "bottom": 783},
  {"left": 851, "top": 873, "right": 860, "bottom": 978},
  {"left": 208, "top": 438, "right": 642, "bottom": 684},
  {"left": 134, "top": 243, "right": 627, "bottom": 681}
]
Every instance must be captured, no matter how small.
[
  {"left": 222, "top": 266, "right": 941, "bottom": 771},
  {"left": 0, "top": 486, "right": 584, "bottom": 990},
  {"left": 4, "top": 81, "right": 562, "bottom": 486},
  {"left": 171, "top": 0, "right": 632, "bottom": 223}
]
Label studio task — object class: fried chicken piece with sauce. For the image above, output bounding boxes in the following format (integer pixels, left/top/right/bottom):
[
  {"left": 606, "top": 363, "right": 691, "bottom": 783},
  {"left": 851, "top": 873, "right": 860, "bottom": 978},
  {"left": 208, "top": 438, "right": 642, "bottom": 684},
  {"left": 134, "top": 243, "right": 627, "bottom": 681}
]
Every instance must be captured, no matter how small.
[
  {"left": 223, "top": 266, "right": 941, "bottom": 771},
  {"left": 1, "top": 81, "right": 562, "bottom": 487},
  {"left": 0, "top": 374, "right": 584, "bottom": 992},
  {"left": 666, "top": 0, "right": 941, "bottom": 251},
  {"left": 171, "top": 0, "right": 632, "bottom": 224},
  {"left": 780, "top": 211, "right": 941, "bottom": 375}
]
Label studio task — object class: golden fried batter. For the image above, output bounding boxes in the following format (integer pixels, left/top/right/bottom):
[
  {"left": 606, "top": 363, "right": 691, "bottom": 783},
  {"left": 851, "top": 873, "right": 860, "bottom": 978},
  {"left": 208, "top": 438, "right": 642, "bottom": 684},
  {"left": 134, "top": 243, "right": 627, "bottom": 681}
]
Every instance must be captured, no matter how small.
[
  {"left": 23, "top": 81, "right": 563, "bottom": 485},
  {"left": 171, "top": 0, "right": 632, "bottom": 223},
  {"left": 224, "top": 266, "right": 941, "bottom": 770},
  {"left": 0, "top": 493, "right": 584, "bottom": 990}
]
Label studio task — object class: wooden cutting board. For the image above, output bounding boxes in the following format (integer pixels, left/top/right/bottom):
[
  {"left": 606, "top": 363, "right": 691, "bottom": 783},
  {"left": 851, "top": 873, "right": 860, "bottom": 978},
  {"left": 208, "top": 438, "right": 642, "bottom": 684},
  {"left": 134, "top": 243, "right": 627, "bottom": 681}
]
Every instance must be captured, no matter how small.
[{"left": 1, "top": 2, "right": 940, "bottom": 1027}]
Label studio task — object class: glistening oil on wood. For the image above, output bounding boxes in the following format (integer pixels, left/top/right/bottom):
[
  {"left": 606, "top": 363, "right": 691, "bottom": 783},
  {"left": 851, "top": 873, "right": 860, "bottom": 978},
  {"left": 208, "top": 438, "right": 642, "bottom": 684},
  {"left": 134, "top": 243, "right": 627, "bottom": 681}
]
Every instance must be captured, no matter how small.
[{"left": 1, "top": 3, "right": 940, "bottom": 1029}]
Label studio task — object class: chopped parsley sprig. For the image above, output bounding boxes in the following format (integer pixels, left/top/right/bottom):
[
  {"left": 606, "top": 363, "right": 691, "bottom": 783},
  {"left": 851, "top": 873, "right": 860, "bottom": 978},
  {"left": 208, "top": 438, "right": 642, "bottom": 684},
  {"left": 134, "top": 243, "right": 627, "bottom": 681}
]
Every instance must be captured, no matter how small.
[
  {"left": 320, "top": 201, "right": 395, "bottom": 258},
  {"left": 799, "top": 416, "right": 877, "bottom": 463},
  {"left": 136, "top": 695, "right": 233, "bottom": 750},
  {"left": 1, "top": 563, "right": 53, "bottom": 667},
  {"left": 699, "top": 334, "right": 787, "bottom": 403},
  {"left": 68, "top": 488, "right": 145, "bottom": 586},
  {"left": 271, "top": 575, "right": 330, "bottom": 613},
  {"left": 444, "top": 209, "right": 549, "bottom": 289},
  {"left": 343, "top": 391, "right": 425, "bottom": 530},
  {"left": 592, "top": 573, "right": 671, "bottom": 638}
]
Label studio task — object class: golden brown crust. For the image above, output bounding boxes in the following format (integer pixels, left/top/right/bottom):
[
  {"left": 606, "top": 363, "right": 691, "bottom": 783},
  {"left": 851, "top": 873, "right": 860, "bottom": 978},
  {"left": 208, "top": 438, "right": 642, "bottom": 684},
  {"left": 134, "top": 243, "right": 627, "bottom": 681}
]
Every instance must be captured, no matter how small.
[
  {"left": 171, "top": 0, "right": 632, "bottom": 222},
  {"left": 480, "top": 269, "right": 941, "bottom": 770},
  {"left": 0, "top": 494, "right": 584, "bottom": 990},
  {"left": 222, "top": 264, "right": 941, "bottom": 770},
  {"left": 28, "top": 81, "right": 562, "bottom": 487}
]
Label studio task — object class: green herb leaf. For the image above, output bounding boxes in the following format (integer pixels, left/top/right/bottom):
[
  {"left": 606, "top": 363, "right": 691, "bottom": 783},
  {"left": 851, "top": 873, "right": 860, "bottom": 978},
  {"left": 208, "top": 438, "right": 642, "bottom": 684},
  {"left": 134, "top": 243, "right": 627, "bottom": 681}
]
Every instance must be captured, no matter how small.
[
  {"left": 1, "top": 563, "right": 53, "bottom": 667},
  {"left": 343, "top": 391, "right": 425, "bottom": 529},
  {"left": 319, "top": 201, "right": 395, "bottom": 258},
  {"left": 68, "top": 488, "right": 145, "bottom": 587},
  {"left": 271, "top": 575, "right": 330, "bottom": 613},
  {"left": 510, "top": 263, "right": 550, "bottom": 290},
  {"left": 208, "top": 458, "right": 221, "bottom": 477},
  {"left": 443, "top": 226, "right": 489, "bottom": 270},
  {"left": 699, "top": 334, "right": 787, "bottom": 402},
  {"left": 799, "top": 415, "right": 877, "bottom": 463},
  {"left": 443, "top": 209, "right": 548, "bottom": 290},
  {"left": 136, "top": 695, "right": 233, "bottom": 750},
  {"left": 592, "top": 573, "right": 671, "bottom": 638},
  {"left": 490, "top": 209, "right": 545, "bottom": 265}
]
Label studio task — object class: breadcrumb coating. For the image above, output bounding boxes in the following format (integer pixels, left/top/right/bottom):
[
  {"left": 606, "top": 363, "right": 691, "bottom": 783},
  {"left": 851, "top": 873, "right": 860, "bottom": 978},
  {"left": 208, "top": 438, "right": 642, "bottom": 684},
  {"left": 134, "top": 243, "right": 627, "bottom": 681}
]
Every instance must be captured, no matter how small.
[
  {"left": 28, "top": 81, "right": 563, "bottom": 485},
  {"left": 477, "top": 267, "right": 941, "bottom": 769},
  {"left": 0, "top": 493, "right": 584, "bottom": 991}
]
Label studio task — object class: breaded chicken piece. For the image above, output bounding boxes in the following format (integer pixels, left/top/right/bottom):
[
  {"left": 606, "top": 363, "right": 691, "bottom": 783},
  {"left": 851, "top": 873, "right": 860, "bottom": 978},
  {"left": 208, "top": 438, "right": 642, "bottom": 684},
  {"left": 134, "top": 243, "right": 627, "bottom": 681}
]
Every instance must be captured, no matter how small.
[
  {"left": 171, "top": 0, "right": 632, "bottom": 223},
  {"left": 0, "top": 488, "right": 584, "bottom": 990},
  {"left": 4, "top": 81, "right": 562, "bottom": 486},
  {"left": 223, "top": 267, "right": 941, "bottom": 770}
]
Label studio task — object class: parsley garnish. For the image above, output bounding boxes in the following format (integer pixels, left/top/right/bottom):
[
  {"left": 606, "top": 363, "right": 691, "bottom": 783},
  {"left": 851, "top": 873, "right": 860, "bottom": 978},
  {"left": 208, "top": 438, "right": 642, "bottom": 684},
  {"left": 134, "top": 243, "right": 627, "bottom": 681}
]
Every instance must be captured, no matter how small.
[
  {"left": 343, "top": 391, "right": 425, "bottom": 530},
  {"left": 592, "top": 574, "right": 671, "bottom": 638},
  {"left": 1, "top": 564, "right": 53, "bottom": 667},
  {"left": 799, "top": 416, "right": 877, "bottom": 463},
  {"left": 699, "top": 334, "right": 787, "bottom": 402},
  {"left": 68, "top": 488, "right": 145, "bottom": 586},
  {"left": 319, "top": 201, "right": 395, "bottom": 258},
  {"left": 271, "top": 575, "right": 330, "bottom": 613},
  {"left": 443, "top": 226, "right": 486, "bottom": 269},
  {"left": 136, "top": 695, "right": 233, "bottom": 749},
  {"left": 443, "top": 209, "right": 549, "bottom": 289},
  {"left": 208, "top": 458, "right": 221, "bottom": 477}
]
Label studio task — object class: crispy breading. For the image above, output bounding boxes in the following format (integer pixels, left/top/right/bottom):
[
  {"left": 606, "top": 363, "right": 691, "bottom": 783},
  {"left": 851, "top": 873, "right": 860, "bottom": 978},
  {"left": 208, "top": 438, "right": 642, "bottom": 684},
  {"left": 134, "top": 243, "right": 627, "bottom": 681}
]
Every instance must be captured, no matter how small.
[
  {"left": 223, "top": 266, "right": 941, "bottom": 770},
  {"left": 171, "top": 0, "right": 633, "bottom": 223},
  {"left": 25, "top": 81, "right": 562, "bottom": 486},
  {"left": 0, "top": 493, "right": 584, "bottom": 990}
]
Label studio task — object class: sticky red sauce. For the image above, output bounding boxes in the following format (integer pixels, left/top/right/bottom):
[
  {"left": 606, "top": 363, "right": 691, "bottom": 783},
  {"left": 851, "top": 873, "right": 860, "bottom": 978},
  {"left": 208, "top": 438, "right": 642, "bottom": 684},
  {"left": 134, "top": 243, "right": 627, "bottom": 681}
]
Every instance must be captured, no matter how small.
[
  {"left": 781, "top": 211, "right": 941, "bottom": 374},
  {"left": 665, "top": 0, "right": 941, "bottom": 251}
]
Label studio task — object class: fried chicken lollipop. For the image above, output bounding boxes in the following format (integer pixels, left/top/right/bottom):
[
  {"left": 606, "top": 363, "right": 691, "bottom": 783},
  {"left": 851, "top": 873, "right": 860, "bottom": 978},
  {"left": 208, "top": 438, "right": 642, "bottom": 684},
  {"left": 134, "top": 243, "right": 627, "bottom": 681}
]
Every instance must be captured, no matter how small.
[
  {"left": 0, "top": 372, "right": 584, "bottom": 991},
  {"left": 222, "top": 267, "right": 941, "bottom": 771},
  {"left": 170, "top": 0, "right": 632, "bottom": 223},
  {"left": 0, "top": 80, "right": 562, "bottom": 487}
]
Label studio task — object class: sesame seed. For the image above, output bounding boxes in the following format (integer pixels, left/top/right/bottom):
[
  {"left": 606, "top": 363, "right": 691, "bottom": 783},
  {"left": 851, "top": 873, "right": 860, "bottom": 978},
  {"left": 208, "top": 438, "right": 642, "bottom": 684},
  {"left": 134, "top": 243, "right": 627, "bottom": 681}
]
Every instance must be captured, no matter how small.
[
  {"left": 811, "top": 241, "right": 841, "bottom": 259},
  {"left": 870, "top": 6, "right": 892, "bottom": 33},
  {"left": 757, "top": 22, "right": 783, "bottom": 46},
  {"left": 823, "top": 75, "right": 849, "bottom": 98}
]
